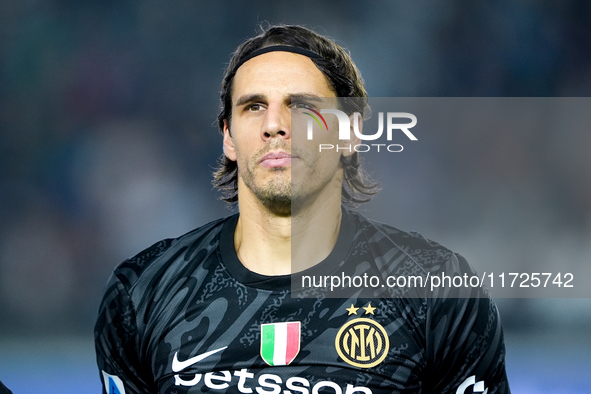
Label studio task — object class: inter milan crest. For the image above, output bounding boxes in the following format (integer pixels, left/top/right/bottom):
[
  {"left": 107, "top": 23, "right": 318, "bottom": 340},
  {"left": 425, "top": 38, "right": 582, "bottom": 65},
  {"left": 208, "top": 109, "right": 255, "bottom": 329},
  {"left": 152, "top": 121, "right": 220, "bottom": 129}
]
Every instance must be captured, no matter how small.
[
  {"left": 335, "top": 303, "right": 389, "bottom": 368},
  {"left": 260, "top": 321, "right": 301, "bottom": 366}
]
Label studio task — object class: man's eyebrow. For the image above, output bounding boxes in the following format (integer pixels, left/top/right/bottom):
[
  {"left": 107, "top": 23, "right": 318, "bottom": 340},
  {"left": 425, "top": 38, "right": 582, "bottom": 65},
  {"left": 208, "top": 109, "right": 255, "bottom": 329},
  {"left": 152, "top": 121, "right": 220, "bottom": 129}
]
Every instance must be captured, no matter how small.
[
  {"left": 287, "top": 93, "right": 324, "bottom": 102},
  {"left": 235, "top": 94, "right": 266, "bottom": 107},
  {"left": 235, "top": 93, "right": 326, "bottom": 107}
]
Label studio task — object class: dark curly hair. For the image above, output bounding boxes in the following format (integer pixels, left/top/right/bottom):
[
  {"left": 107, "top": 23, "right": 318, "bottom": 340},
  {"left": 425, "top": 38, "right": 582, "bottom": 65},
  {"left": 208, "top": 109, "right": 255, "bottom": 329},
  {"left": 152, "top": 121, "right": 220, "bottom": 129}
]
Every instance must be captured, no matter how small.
[{"left": 213, "top": 24, "right": 379, "bottom": 206}]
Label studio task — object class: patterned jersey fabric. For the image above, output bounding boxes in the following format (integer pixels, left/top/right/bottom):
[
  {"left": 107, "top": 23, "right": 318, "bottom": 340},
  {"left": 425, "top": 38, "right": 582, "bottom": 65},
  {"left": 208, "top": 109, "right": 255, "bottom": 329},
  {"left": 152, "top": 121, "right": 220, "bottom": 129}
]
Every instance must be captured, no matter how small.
[{"left": 95, "top": 209, "right": 510, "bottom": 393}]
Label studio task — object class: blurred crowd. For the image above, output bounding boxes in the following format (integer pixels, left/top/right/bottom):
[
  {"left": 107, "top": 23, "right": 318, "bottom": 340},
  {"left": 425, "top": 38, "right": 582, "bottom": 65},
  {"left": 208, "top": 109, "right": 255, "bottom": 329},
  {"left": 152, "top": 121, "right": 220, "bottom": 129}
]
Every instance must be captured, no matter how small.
[{"left": 1, "top": 1, "right": 590, "bottom": 337}]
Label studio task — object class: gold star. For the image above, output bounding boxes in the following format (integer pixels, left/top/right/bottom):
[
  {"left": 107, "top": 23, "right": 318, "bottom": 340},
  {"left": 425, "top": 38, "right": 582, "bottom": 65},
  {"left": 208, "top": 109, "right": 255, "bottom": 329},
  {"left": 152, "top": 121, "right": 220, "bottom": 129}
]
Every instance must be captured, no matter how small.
[
  {"left": 346, "top": 304, "right": 359, "bottom": 315},
  {"left": 363, "top": 303, "right": 376, "bottom": 315}
]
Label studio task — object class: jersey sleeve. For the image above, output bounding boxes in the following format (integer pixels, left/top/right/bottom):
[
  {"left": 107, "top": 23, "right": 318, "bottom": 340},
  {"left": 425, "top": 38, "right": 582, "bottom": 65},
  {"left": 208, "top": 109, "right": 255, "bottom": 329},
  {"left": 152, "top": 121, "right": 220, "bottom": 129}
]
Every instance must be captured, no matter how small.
[
  {"left": 94, "top": 272, "right": 152, "bottom": 394},
  {"left": 0, "top": 380, "right": 13, "bottom": 394},
  {"left": 424, "top": 253, "right": 510, "bottom": 394}
]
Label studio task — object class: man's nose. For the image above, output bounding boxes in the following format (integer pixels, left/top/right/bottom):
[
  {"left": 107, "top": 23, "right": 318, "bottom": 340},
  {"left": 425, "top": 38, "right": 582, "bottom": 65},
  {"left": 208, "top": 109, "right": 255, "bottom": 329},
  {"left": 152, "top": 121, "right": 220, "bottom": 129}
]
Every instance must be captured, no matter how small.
[{"left": 261, "top": 103, "right": 290, "bottom": 141}]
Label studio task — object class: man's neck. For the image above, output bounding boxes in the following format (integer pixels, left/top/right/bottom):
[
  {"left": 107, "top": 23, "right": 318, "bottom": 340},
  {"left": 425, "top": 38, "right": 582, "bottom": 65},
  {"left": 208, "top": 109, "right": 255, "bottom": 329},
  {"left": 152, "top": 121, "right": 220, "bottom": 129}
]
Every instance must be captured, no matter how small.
[{"left": 233, "top": 184, "right": 343, "bottom": 276}]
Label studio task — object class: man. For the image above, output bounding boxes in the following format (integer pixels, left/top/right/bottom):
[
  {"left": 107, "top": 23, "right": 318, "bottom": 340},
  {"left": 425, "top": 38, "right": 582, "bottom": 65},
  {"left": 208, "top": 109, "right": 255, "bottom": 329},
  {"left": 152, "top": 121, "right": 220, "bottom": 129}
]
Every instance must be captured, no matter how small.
[{"left": 95, "top": 24, "right": 510, "bottom": 393}]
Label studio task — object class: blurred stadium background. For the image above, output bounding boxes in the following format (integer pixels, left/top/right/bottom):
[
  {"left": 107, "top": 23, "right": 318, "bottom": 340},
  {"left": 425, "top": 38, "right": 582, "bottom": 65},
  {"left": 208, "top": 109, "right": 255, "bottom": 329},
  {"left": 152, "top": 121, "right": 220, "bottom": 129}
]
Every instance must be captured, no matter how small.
[{"left": 1, "top": 1, "right": 590, "bottom": 392}]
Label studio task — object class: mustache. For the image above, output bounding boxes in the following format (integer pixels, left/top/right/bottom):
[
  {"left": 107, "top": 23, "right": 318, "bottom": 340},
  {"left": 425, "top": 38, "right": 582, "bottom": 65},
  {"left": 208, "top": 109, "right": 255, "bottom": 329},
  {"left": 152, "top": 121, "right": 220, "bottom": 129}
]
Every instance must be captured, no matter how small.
[
  {"left": 254, "top": 141, "right": 296, "bottom": 161},
  {"left": 247, "top": 141, "right": 310, "bottom": 167}
]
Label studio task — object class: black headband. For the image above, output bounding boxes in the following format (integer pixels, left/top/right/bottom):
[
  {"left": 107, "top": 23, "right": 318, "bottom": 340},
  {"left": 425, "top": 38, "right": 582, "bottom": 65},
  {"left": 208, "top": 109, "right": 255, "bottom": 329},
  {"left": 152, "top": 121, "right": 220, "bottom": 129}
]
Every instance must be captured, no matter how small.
[{"left": 230, "top": 45, "right": 322, "bottom": 76}]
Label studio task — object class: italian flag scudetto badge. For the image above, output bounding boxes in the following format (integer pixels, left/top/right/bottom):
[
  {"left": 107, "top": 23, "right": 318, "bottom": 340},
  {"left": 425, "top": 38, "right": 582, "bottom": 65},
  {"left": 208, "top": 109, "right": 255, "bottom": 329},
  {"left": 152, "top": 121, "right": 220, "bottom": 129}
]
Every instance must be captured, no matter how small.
[{"left": 260, "top": 321, "right": 301, "bottom": 366}]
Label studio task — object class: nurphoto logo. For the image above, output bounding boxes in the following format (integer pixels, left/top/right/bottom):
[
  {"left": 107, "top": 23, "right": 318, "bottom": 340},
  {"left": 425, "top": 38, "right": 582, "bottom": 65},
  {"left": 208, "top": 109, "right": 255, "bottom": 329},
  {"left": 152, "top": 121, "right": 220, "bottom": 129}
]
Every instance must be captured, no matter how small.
[{"left": 305, "top": 108, "right": 418, "bottom": 153}]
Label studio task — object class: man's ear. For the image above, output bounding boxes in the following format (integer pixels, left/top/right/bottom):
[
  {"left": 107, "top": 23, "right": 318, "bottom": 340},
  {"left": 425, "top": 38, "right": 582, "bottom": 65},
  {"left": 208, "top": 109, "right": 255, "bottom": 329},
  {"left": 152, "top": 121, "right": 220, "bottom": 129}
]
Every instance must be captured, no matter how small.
[
  {"left": 341, "top": 112, "right": 362, "bottom": 157},
  {"left": 222, "top": 120, "right": 237, "bottom": 161}
]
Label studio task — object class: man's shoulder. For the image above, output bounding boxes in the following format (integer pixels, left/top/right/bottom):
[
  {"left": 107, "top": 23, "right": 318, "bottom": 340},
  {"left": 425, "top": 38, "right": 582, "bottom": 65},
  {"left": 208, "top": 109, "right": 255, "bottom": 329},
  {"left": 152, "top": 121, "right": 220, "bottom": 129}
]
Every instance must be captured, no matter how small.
[
  {"left": 349, "top": 210, "right": 456, "bottom": 272},
  {"left": 347, "top": 210, "right": 485, "bottom": 300},
  {"left": 109, "top": 214, "right": 236, "bottom": 290}
]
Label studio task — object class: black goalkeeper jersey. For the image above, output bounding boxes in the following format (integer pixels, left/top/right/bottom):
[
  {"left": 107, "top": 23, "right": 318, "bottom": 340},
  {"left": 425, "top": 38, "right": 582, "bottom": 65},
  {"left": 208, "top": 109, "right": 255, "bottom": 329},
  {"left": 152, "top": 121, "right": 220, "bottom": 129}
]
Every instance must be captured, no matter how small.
[{"left": 95, "top": 209, "right": 510, "bottom": 394}]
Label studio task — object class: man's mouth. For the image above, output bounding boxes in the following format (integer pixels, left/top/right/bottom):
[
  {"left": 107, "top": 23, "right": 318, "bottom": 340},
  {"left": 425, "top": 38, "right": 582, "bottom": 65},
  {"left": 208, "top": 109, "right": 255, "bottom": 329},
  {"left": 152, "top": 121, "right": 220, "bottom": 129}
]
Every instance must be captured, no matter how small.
[{"left": 260, "top": 151, "right": 294, "bottom": 168}]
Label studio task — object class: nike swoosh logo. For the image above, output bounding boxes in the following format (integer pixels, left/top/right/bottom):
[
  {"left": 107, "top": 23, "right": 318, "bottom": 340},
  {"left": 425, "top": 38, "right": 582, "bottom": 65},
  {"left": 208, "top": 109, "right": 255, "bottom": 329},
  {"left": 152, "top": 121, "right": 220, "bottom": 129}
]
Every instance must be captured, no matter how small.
[{"left": 172, "top": 346, "right": 227, "bottom": 373}]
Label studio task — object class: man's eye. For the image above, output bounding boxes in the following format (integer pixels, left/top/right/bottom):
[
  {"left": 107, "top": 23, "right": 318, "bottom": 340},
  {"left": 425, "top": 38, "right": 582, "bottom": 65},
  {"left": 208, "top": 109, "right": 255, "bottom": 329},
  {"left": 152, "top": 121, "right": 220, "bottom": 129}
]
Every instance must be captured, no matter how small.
[
  {"left": 247, "top": 104, "right": 262, "bottom": 112},
  {"left": 292, "top": 102, "right": 314, "bottom": 110}
]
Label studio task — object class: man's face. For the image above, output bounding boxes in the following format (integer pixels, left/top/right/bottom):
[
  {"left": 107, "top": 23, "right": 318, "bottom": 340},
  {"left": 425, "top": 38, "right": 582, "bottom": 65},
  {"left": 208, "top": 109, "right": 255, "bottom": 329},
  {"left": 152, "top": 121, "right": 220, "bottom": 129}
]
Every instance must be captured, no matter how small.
[{"left": 223, "top": 51, "right": 354, "bottom": 216}]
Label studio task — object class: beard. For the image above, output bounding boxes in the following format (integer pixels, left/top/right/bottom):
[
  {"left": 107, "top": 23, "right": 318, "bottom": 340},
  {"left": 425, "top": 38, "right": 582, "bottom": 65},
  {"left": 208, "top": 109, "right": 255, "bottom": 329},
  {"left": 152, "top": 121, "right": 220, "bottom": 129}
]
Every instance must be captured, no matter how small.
[
  {"left": 238, "top": 140, "right": 294, "bottom": 217},
  {"left": 237, "top": 140, "right": 335, "bottom": 217},
  {"left": 250, "top": 170, "right": 292, "bottom": 217}
]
